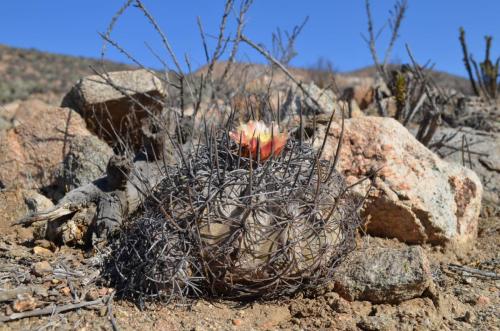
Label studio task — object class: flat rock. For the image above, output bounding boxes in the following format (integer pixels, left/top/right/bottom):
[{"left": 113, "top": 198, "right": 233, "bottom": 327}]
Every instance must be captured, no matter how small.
[
  {"left": 317, "top": 117, "right": 482, "bottom": 247},
  {"left": 61, "top": 69, "right": 165, "bottom": 150},
  {"left": 334, "top": 245, "right": 433, "bottom": 303}
]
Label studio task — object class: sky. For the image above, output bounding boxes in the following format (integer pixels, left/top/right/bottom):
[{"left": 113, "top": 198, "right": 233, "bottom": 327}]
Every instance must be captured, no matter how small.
[{"left": 1, "top": 1, "right": 499, "bottom": 77}]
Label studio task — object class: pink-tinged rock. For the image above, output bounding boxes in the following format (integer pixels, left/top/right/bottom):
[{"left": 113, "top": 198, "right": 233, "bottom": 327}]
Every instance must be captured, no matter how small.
[
  {"left": 0, "top": 99, "right": 91, "bottom": 190},
  {"left": 316, "top": 117, "right": 482, "bottom": 247}
]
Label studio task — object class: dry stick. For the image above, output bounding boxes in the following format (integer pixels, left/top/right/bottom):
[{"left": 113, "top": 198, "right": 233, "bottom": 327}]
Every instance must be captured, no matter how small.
[
  {"left": 197, "top": 16, "right": 211, "bottom": 64},
  {"left": 61, "top": 109, "right": 73, "bottom": 161},
  {"left": 330, "top": 105, "right": 345, "bottom": 173},
  {"left": 220, "top": 0, "right": 254, "bottom": 83},
  {"left": 471, "top": 57, "right": 490, "bottom": 98},
  {"left": 0, "top": 298, "right": 105, "bottom": 323},
  {"left": 240, "top": 35, "right": 326, "bottom": 114},
  {"left": 205, "top": 0, "right": 234, "bottom": 86},
  {"left": 459, "top": 28, "right": 480, "bottom": 96},
  {"left": 448, "top": 264, "right": 500, "bottom": 280},
  {"left": 461, "top": 134, "right": 466, "bottom": 167},
  {"left": 101, "top": 0, "right": 134, "bottom": 62},
  {"left": 134, "top": 0, "right": 194, "bottom": 98},
  {"left": 464, "top": 135, "right": 473, "bottom": 169},
  {"left": 382, "top": 0, "right": 408, "bottom": 67},
  {"left": 107, "top": 292, "right": 119, "bottom": 331},
  {"left": 363, "top": 0, "right": 383, "bottom": 79}
]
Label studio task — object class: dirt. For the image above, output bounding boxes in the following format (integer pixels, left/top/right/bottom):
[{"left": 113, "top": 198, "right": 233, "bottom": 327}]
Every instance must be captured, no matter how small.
[{"left": 0, "top": 210, "right": 498, "bottom": 331}]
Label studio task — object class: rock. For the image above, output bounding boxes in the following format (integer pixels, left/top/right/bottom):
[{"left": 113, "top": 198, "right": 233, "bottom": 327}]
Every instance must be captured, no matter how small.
[
  {"left": 0, "top": 99, "right": 91, "bottom": 190},
  {"left": 33, "top": 246, "right": 53, "bottom": 257},
  {"left": 85, "top": 288, "right": 100, "bottom": 301},
  {"left": 0, "top": 190, "right": 29, "bottom": 229},
  {"left": 32, "top": 261, "right": 52, "bottom": 276},
  {"left": 450, "top": 96, "right": 500, "bottom": 132},
  {"left": 475, "top": 295, "right": 491, "bottom": 306},
  {"left": 0, "top": 190, "right": 52, "bottom": 240},
  {"left": 24, "top": 191, "right": 54, "bottom": 213},
  {"left": 0, "top": 115, "right": 13, "bottom": 131},
  {"left": 357, "top": 316, "right": 395, "bottom": 331},
  {"left": 54, "top": 134, "right": 113, "bottom": 194},
  {"left": 317, "top": 117, "right": 482, "bottom": 247},
  {"left": 60, "top": 287, "right": 71, "bottom": 297},
  {"left": 429, "top": 127, "right": 499, "bottom": 216},
  {"left": 0, "top": 287, "right": 32, "bottom": 302},
  {"left": 61, "top": 69, "right": 165, "bottom": 150},
  {"left": 346, "top": 83, "right": 374, "bottom": 110},
  {"left": 282, "top": 82, "right": 345, "bottom": 119},
  {"left": 334, "top": 246, "right": 433, "bottom": 303},
  {"left": 12, "top": 293, "right": 37, "bottom": 312}
]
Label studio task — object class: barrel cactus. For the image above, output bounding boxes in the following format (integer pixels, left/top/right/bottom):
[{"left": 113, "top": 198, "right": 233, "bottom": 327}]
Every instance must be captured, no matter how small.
[{"left": 108, "top": 120, "right": 362, "bottom": 302}]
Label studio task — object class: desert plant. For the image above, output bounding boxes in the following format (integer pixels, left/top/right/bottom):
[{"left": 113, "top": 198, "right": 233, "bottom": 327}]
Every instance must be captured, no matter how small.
[
  {"left": 271, "top": 16, "right": 309, "bottom": 66},
  {"left": 459, "top": 27, "right": 499, "bottom": 100},
  {"left": 107, "top": 124, "right": 362, "bottom": 302},
  {"left": 363, "top": 0, "right": 408, "bottom": 83}
]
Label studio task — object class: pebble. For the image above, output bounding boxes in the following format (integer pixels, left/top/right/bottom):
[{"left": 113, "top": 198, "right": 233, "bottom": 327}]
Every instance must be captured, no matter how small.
[
  {"left": 85, "top": 289, "right": 100, "bottom": 301},
  {"left": 232, "top": 319, "right": 243, "bottom": 326},
  {"left": 32, "top": 261, "right": 53, "bottom": 277},
  {"left": 33, "top": 246, "right": 53, "bottom": 256},
  {"left": 475, "top": 295, "right": 491, "bottom": 306},
  {"left": 12, "top": 293, "right": 37, "bottom": 312},
  {"left": 60, "top": 287, "right": 71, "bottom": 296}
]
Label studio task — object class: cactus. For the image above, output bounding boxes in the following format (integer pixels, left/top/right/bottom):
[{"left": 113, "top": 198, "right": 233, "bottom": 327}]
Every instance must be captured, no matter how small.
[
  {"left": 459, "top": 27, "right": 499, "bottom": 99},
  {"left": 106, "top": 125, "right": 362, "bottom": 302}
]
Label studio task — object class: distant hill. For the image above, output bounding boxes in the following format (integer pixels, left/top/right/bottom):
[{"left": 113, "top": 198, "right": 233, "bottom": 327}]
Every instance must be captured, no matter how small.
[
  {"left": 0, "top": 44, "right": 473, "bottom": 106},
  {"left": 0, "top": 44, "right": 135, "bottom": 104}
]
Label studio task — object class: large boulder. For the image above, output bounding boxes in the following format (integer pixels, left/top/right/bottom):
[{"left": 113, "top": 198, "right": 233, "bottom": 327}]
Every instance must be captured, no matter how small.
[
  {"left": 316, "top": 117, "right": 482, "bottom": 247},
  {"left": 334, "top": 245, "right": 433, "bottom": 303},
  {"left": 0, "top": 99, "right": 91, "bottom": 190},
  {"left": 61, "top": 69, "right": 165, "bottom": 150}
]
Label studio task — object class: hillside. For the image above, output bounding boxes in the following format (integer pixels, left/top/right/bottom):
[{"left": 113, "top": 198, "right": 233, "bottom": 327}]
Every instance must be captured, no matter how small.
[
  {"left": 0, "top": 44, "right": 473, "bottom": 106},
  {"left": 0, "top": 44, "right": 134, "bottom": 104}
]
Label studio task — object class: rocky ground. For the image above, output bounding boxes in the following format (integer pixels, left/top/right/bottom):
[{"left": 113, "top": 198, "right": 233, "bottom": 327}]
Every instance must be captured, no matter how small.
[{"left": 0, "top": 46, "right": 499, "bottom": 330}]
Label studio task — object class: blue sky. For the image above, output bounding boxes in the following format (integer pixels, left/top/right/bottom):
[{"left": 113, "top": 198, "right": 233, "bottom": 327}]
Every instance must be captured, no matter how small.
[{"left": 1, "top": 1, "right": 498, "bottom": 77}]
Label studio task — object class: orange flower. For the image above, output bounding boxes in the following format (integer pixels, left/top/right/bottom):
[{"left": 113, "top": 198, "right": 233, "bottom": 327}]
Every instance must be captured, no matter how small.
[{"left": 229, "top": 120, "right": 287, "bottom": 161}]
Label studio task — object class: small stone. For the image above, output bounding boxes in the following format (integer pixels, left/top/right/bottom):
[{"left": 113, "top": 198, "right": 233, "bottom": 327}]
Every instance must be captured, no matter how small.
[
  {"left": 475, "top": 295, "right": 490, "bottom": 306},
  {"left": 232, "top": 319, "right": 243, "bottom": 326},
  {"left": 85, "top": 289, "right": 100, "bottom": 301},
  {"left": 51, "top": 278, "right": 60, "bottom": 285},
  {"left": 32, "top": 261, "right": 52, "bottom": 277},
  {"left": 34, "top": 239, "right": 55, "bottom": 250},
  {"left": 333, "top": 245, "right": 433, "bottom": 303},
  {"left": 15, "top": 227, "right": 34, "bottom": 242},
  {"left": 462, "top": 277, "right": 473, "bottom": 285},
  {"left": 33, "top": 246, "right": 53, "bottom": 256},
  {"left": 5, "top": 304, "right": 13, "bottom": 316},
  {"left": 99, "top": 306, "right": 108, "bottom": 317},
  {"left": 33, "top": 286, "right": 49, "bottom": 298},
  {"left": 60, "top": 287, "right": 71, "bottom": 296},
  {"left": 12, "top": 294, "right": 37, "bottom": 312}
]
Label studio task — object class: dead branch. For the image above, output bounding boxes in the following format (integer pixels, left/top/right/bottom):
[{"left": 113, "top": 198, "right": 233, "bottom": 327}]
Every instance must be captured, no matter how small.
[
  {"left": 0, "top": 298, "right": 106, "bottom": 323},
  {"left": 448, "top": 264, "right": 500, "bottom": 280},
  {"left": 240, "top": 34, "right": 327, "bottom": 114}
]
